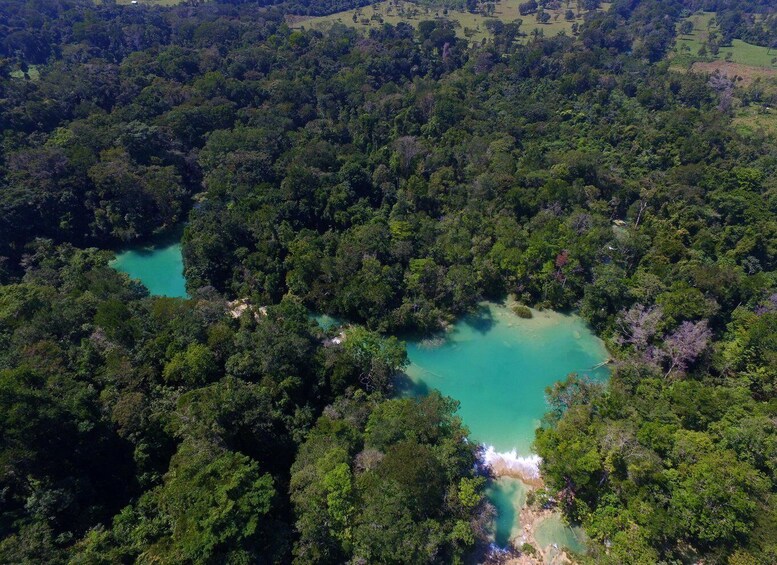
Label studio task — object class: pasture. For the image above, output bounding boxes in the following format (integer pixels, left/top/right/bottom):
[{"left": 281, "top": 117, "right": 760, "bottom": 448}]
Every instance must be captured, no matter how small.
[
  {"left": 290, "top": 0, "right": 610, "bottom": 44},
  {"left": 673, "top": 11, "right": 777, "bottom": 70}
]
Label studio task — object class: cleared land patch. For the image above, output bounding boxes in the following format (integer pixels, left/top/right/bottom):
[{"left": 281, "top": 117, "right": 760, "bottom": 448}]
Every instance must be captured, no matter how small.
[
  {"left": 691, "top": 60, "right": 777, "bottom": 86},
  {"left": 290, "top": 0, "right": 610, "bottom": 44},
  {"left": 672, "top": 11, "right": 777, "bottom": 70},
  {"left": 733, "top": 105, "right": 777, "bottom": 139},
  {"left": 669, "top": 11, "right": 777, "bottom": 140}
]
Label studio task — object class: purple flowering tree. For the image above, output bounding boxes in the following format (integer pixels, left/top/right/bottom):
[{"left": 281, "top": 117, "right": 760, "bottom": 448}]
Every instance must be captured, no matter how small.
[
  {"left": 662, "top": 320, "right": 712, "bottom": 379},
  {"left": 616, "top": 304, "right": 663, "bottom": 351}
]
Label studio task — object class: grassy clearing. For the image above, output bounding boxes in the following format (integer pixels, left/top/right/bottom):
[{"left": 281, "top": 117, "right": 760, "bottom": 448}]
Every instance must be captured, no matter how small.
[
  {"left": 733, "top": 105, "right": 777, "bottom": 139},
  {"left": 672, "top": 11, "right": 777, "bottom": 70},
  {"left": 9, "top": 65, "right": 40, "bottom": 81},
  {"left": 722, "top": 39, "right": 777, "bottom": 68},
  {"left": 290, "top": 0, "right": 610, "bottom": 44},
  {"left": 673, "top": 11, "right": 715, "bottom": 57},
  {"left": 113, "top": 0, "right": 187, "bottom": 6},
  {"left": 671, "top": 12, "right": 777, "bottom": 139}
]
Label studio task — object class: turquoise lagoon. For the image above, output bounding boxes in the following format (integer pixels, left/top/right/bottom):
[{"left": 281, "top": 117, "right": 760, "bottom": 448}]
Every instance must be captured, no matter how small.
[
  {"left": 402, "top": 303, "right": 609, "bottom": 454},
  {"left": 534, "top": 515, "right": 588, "bottom": 557},
  {"left": 111, "top": 240, "right": 188, "bottom": 298}
]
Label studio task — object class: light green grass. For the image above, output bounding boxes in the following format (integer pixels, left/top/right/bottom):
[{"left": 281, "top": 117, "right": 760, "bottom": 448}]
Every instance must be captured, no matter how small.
[
  {"left": 675, "top": 11, "right": 716, "bottom": 53},
  {"left": 291, "top": 0, "right": 610, "bottom": 44},
  {"left": 9, "top": 65, "right": 40, "bottom": 81},
  {"left": 733, "top": 105, "right": 777, "bottom": 138},
  {"left": 672, "top": 11, "right": 777, "bottom": 70},
  {"left": 721, "top": 39, "right": 777, "bottom": 68},
  {"left": 113, "top": 0, "right": 187, "bottom": 5}
]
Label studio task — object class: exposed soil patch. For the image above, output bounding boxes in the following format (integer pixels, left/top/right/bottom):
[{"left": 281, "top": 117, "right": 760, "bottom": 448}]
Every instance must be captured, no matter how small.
[{"left": 691, "top": 60, "right": 777, "bottom": 86}]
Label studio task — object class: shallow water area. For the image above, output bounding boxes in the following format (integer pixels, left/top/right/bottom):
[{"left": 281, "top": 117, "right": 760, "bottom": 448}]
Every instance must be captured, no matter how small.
[
  {"left": 312, "top": 313, "right": 341, "bottom": 331},
  {"left": 111, "top": 240, "right": 188, "bottom": 298},
  {"left": 534, "top": 515, "right": 587, "bottom": 557}
]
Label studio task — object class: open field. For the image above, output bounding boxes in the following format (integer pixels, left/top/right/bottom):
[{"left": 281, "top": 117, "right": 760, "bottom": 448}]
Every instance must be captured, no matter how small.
[
  {"left": 113, "top": 0, "right": 187, "bottom": 6},
  {"left": 673, "top": 11, "right": 716, "bottom": 57},
  {"left": 670, "top": 12, "right": 777, "bottom": 140},
  {"left": 672, "top": 11, "right": 777, "bottom": 71},
  {"left": 290, "top": 0, "right": 610, "bottom": 44},
  {"left": 690, "top": 60, "right": 777, "bottom": 86}
]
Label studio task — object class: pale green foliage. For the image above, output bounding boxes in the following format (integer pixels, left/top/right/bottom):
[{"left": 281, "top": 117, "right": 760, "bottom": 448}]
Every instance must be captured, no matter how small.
[
  {"left": 457, "top": 477, "right": 485, "bottom": 510},
  {"left": 451, "top": 520, "right": 475, "bottom": 545},
  {"left": 163, "top": 343, "right": 217, "bottom": 385},
  {"left": 319, "top": 454, "right": 355, "bottom": 544},
  {"left": 670, "top": 451, "right": 768, "bottom": 544},
  {"left": 160, "top": 443, "right": 275, "bottom": 562},
  {"left": 343, "top": 326, "right": 408, "bottom": 392}
]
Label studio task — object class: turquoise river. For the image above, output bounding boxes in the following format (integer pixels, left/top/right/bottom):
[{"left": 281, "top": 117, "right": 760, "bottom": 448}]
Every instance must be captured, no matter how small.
[{"left": 111, "top": 242, "right": 607, "bottom": 556}]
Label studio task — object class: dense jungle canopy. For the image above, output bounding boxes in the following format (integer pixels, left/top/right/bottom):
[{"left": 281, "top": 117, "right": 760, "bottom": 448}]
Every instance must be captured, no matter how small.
[{"left": 0, "top": 0, "right": 776, "bottom": 562}]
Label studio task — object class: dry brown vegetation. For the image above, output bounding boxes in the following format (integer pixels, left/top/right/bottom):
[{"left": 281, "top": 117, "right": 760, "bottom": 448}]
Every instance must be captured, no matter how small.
[{"left": 691, "top": 60, "right": 777, "bottom": 86}]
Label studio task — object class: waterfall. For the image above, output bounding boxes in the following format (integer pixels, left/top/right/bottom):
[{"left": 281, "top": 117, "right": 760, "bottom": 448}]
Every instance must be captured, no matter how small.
[{"left": 482, "top": 445, "right": 542, "bottom": 480}]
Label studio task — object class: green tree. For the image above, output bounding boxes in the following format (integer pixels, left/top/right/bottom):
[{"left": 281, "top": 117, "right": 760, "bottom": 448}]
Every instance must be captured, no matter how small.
[
  {"left": 159, "top": 443, "right": 277, "bottom": 563},
  {"left": 670, "top": 450, "right": 768, "bottom": 545}
]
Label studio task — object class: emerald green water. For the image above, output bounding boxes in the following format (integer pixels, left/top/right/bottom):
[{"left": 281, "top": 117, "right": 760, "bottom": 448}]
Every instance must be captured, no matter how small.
[
  {"left": 486, "top": 477, "right": 527, "bottom": 547},
  {"left": 111, "top": 241, "right": 188, "bottom": 298},
  {"left": 313, "top": 313, "right": 341, "bottom": 331},
  {"left": 402, "top": 303, "right": 609, "bottom": 454},
  {"left": 534, "top": 515, "right": 587, "bottom": 556},
  {"left": 397, "top": 302, "right": 607, "bottom": 551}
]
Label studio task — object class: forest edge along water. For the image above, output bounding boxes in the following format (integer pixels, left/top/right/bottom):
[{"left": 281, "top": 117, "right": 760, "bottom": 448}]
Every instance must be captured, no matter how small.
[
  {"left": 111, "top": 242, "right": 607, "bottom": 562},
  {"left": 399, "top": 301, "right": 605, "bottom": 560}
]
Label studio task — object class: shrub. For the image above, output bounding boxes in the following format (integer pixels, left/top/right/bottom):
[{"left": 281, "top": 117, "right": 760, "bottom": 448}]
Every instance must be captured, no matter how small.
[
  {"left": 513, "top": 305, "right": 533, "bottom": 319},
  {"left": 521, "top": 543, "right": 538, "bottom": 557}
]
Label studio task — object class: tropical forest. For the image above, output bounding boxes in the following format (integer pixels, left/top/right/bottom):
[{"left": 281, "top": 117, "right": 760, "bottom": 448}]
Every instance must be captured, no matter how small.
[{"left": 0, "top": 0, "right": 776, "bottom": 563}]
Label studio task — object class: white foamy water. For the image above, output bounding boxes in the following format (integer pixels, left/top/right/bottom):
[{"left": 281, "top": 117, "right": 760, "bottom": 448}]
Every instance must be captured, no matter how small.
[{"left": 482, "top": 445, "right": 542, "bottom": 480}]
